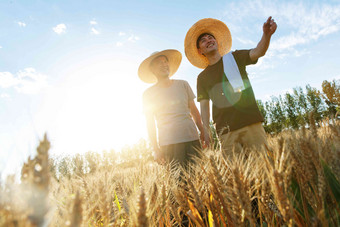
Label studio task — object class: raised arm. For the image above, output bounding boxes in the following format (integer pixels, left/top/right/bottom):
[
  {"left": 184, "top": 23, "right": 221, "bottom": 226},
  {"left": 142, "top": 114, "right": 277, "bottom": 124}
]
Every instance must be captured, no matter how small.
[
  {"left": 249, "top": 16, "right": 277, "bottom": 62},
  {"left": 200, "top": 99, "right": 211, "bottom": 147}
]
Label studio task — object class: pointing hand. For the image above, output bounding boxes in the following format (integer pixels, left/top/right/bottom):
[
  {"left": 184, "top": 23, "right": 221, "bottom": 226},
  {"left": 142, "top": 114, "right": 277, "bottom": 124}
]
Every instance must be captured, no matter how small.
[{"left": 263, "top": 16, "right": 277, "bottom": 36}]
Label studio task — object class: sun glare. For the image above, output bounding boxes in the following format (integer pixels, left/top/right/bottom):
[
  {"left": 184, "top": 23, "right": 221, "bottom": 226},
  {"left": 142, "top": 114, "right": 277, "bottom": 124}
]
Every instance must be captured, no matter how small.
[{"left": 39, "top": 57, "right": 148, "bottom": 155}]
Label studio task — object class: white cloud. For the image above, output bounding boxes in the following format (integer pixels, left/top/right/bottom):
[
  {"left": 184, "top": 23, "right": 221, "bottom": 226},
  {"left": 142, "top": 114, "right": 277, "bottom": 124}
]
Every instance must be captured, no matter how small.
[
  {"left": 0, "top": 93, "right": 10, "bottom": 99},
  {"left": 247, "top": 72, "right": 259, "bottom": 80},
  {"left": 128, "top": 35, "right": 140, "bottom": 42},
  {"left": 270, "top": 33, "right": 308, "bottom": 51},
  {"left": 116, "top": 32, "right": 140, "bottom": 46},
  {"left": 222, "top": 1, "right": 340, "bottom": 57},
  {"left": 90, "top": 20, "right": 97, "bottom": 25},
  {"left": 292, "top": 48, "right": 310, "bottom": 58},
  {"left": 0, "top": 72, "right": 19, "bottom": 88},
  {"left": 249, "top": 57, "right": 275, "bottom": 71},
  {"left": 16, "top": 68, "right": 48, "bottom": 94},
  {"left": 17, "top": 21, "right": 26, "bottom": 27},
  {"left": 0, "top": 68, "right": 48, "bottom": 94},
  {"left": 90, "top": 19, "right": 99, "bottom": 35},
  {"left": 0, "top": 46, "right": 2, "bottom": 49},
  {"left": 91, "top": 28, "right": 100, "bottom": 35},
  {"left": 262, "top": 88, "right": 294, "bottom": 101},
  {"left": 235, "top": 37, "right": 256, "bottom": 45},
  {"left": 53, "top": 24, "right": 66, "bottom": 34}
]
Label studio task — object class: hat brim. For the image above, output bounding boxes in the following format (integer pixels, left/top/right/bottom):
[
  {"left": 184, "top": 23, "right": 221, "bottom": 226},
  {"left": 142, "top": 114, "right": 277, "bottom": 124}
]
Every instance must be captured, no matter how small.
[
  {"left": 184, "top": 18, "right": 232, "bottom": 69},
  {"left": 138, "top": 49, "right": 182, "bottom": 83}
]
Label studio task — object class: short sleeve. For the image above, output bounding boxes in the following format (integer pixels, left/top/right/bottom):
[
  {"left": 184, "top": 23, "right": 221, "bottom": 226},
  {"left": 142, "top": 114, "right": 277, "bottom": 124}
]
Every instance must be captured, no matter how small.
[
  {"left": 233, "top": 49, "right": 258, "bottom": 67},
  {"left": 197, "top": 74, "right": 209, "bottom": 102},
  {"left": 183, "top": 80, "right": 196, "bottom": 100}
]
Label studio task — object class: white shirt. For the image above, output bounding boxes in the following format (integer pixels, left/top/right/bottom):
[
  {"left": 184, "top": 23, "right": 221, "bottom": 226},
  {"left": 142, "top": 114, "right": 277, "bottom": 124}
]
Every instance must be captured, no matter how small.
[{"left": 143, "top": 79, "right": 199, "bottom": 146}]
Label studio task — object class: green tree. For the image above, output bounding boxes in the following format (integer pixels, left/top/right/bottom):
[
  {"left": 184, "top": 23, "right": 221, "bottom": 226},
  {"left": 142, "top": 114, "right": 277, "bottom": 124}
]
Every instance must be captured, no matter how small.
[
  {"left": 322, "top": 79, "right": 340, "bottom": 118},
  {"left": 265, "top": 95, "right": 286, "bottom": 134},
  {"left": 306, "top": 84, "right": 325, "bottom": 124},
  {"left": 284, "top": 92, "right": 299, "bottom": 129},
  {"left": 257, "top": 99, "right": 270, "bottom": 133},
  {"left": 293, "top": 87, "right": 308, "bottom": 127}
]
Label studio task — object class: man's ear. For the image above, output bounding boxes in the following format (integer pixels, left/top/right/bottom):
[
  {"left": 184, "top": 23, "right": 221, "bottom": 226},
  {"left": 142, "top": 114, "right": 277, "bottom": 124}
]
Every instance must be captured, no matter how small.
[{"left": 198, "top": 48, "right": 206, "bottom": 57}]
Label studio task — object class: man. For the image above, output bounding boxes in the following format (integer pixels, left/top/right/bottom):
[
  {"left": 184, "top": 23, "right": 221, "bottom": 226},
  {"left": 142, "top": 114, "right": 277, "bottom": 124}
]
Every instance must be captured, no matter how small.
[
  {"left": 184, "top": 17, "right": 277, "bottom": 155},
  {"left": 138, "top": 49, "right": 204, "bottom": 168}
]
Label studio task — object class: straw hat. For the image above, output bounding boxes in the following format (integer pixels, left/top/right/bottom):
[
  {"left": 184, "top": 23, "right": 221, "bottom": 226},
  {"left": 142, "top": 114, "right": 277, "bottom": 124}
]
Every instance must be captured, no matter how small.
[
  {"left": 138, "top": 49, "right": 182, "bottom": 83},
  {"left": 184, "top": 18, "right": 232, "bottom": 69}
]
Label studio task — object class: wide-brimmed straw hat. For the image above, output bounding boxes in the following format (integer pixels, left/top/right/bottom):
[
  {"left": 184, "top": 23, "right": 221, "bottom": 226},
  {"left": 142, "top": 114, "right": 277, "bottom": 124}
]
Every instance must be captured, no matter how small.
[
  {"left": 184, "top": 18, "right": 232, "bottom": 69},
  {"left": 138, "top": 49, "right": 182, "bottom": 83}
]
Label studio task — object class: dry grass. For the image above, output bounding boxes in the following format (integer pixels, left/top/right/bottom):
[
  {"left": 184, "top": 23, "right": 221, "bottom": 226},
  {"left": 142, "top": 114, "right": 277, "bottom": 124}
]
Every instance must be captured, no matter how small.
[{"left": 1, "top": 121, "right": 340, "bottom": 227}]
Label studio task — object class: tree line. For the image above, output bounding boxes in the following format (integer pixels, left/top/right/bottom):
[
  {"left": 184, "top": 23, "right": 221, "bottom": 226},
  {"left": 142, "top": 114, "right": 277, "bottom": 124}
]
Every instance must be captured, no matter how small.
[{"left": 257, "top": 79, "right": 339, "bottom": 134}]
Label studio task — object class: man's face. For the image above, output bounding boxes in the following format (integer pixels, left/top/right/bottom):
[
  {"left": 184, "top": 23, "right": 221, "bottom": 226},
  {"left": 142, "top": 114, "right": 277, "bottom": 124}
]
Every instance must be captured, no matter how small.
[
  {"left": 149, "top": 55, "right": 170, "bottom": 78},
  {"left": 197, "top": 34, "right": 218, "bottom": 55}
]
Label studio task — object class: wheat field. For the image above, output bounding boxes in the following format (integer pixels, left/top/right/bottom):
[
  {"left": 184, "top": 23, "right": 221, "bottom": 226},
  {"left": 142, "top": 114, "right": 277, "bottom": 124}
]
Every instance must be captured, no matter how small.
[{"left": 1, "top": 119, "right": 340, "bottom": 227}]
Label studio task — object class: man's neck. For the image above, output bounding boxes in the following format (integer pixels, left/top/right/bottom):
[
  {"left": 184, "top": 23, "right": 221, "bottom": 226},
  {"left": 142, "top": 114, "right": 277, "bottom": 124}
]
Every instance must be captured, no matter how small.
[
  {"left": 156, "top": 77, "right": 172, "bottom": 87},
  {"left": 205, "top": 51, "right": 222, "bottom": 66}
]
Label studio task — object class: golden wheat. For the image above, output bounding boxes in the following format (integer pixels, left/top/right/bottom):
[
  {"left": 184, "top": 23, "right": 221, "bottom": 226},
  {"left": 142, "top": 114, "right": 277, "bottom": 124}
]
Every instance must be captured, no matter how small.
[{"left": 0, "top": 122, "right": 339, "bottom": 226}]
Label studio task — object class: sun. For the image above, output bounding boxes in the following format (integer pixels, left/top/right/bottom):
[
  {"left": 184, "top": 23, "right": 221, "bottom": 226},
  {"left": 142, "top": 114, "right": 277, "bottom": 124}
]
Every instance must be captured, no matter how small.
[{"left": 39, "top": 55, "right": 149, "bottom": 155}]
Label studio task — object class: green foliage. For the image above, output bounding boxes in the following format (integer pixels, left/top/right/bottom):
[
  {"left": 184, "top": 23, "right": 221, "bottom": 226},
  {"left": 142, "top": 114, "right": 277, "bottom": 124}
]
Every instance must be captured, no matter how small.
[
  {"left": 322, "top": 80, "right": 340, "bottom": 117},
  {"left": 284, "top": 92, "right": 299, "bottom": 129},
  {"left": 263, "top": 95, "right": 286, "bottom": 134},
  {"left": 257, "top": 100, "right": 269, "bottom": 132},
  {"left": 306, "top": 84, "right": 325, "bottom": 124},
  {"left": 293, "top": 87, "right": 309, "bottom": 126},
  {"left": 257, "top": 80, "right": 339, "bottom": 134}
]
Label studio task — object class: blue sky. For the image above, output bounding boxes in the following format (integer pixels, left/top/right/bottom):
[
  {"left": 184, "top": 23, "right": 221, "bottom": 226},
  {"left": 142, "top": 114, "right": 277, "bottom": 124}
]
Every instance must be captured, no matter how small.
[{"left": 1, "top": 0, "right": 340, "bottom": 177}]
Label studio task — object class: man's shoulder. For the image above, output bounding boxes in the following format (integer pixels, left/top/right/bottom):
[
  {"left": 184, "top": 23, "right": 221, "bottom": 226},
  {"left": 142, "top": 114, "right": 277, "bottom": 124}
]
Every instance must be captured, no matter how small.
[
  {"left": 198, "top": 60, "right": 220, "bottom": 80},
  {"left": 172, "top": 79, "right": 186, "bottom": 83},
  {"left": 172, "top": 79, "right": 191, "bottom": 87},
  {"left": 143, "top": 84, "right": 158, "bottom": 97},
  {"left": 231, "top": 49, "right": 251, "bottom": 58},
  {"left": 198, "top": 67, "right": 209, "bottom": 80},
  {"left": 230, "top": 49, "right": 257, "bottom": 66}
]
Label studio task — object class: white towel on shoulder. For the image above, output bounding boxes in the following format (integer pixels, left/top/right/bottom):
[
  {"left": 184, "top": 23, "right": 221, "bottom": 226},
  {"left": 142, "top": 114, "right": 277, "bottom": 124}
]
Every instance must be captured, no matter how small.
[{"left": 223, "top": 52, "right": 245, "bottom": 92}]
